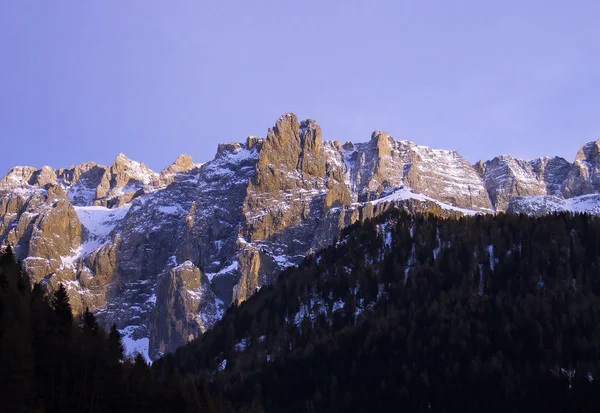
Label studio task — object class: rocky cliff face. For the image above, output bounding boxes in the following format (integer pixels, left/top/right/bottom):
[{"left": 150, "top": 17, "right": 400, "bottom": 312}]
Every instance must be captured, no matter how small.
[
  {"left": 476, "top": 155, "right": 571, "bottom": 211},
  {"left": 1, "top": 113, "right": 598, "bottom": 361},
  {"left": 562, "top": 139, "right": 600, "bottom": 198}
]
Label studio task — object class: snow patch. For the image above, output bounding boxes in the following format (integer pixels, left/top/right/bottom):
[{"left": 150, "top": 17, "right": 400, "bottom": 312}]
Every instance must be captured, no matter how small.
[
  {"left": 206, "top": 260, "right": 238, "bottom": 282},
  {"left": 158, "top": 205, "right": 186, "bottom": 215},
  {"left": 371, "top": 187, "right": 478, "bottom": 215},
  {"left": 511, "top": 194, "right": 600, "bottom": 215},
  {"left": 75, "top": 205, "right": 131, "bottom": 239},
  {"left": 119, "top": 326, "right": 151, "bottom": 364},
  {"left": 333, "top": 300, "right": 345, "bottom": 312},
  {"left": 235, "top": 338, "right": 248, "bottom": 352}
]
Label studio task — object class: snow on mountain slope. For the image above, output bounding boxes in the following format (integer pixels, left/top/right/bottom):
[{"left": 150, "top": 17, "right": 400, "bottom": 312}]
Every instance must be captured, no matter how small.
[
  {"left": 371, "top": 187, "right": 478, "bottom": 216},
  {"left": 76, "top": 205, "right": 131, "bottom": 240},
  {"left": 120, "top": 325, "right": 151, "bottom": 363},
  {"left": 508, "top": 194, "right": 600, "bottom": 215}
]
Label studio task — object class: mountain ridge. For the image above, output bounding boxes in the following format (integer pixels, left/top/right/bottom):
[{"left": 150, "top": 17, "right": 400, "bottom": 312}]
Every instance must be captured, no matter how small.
[{"left": 1, "top": 112, "right": 599, "bottom": 360}]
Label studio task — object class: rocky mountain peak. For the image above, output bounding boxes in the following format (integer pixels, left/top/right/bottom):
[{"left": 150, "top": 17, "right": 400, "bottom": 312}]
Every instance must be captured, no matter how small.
[
  {"left": 32, "top": 165, "right": 58, "bottom": 187},
  {"left": 575, "top": 138, "right": 600, "bottom": 163},
  {"left": 370, "top": 131, "right": 394, "bottom": 158},
  {"left": 473, "top": 160, "right": 486, "bottom": 177},
  {"left": 216, "top": 142, "right": 244, "bottom": 157},
  {"left": 246, "top": 136, "right": 263, "bottom": 150},
  {"left": 158, "top": 155, "right": 200, "bottom": 187},
  {"left": 76, "top": 153, "right": 159, "bottom": 207},
  {"left": 267, "top": 113, "right": 299, "bottom": 148},
  {"left": 562, "top": 139, "right": 600, "bottom": 198},
  {"left": 342, "top": 141, "right": 355, "bottom": 151},
  {"left": 299, "top": 119, "right": 322, "bottom": 146},
  {"left": 167, "top": 154, "right": 195, "bottom": 172},
  {"left": 0, "top": 166, "right": 39, "bottom": 189},
  {"left": 256, "top": 113, "right": 327, "bottom": 186},
  {"left": 0, "top": 165, "right": 58, "bottom": 189},
  {"left": 477, "top": 154, "right": 572, "bottom": 211},
  {"left": 112, "top": 152, "right": 133, "bottom": 169},
  {"left": 111, "top": 153, "right": 156, "bottom": 182}
]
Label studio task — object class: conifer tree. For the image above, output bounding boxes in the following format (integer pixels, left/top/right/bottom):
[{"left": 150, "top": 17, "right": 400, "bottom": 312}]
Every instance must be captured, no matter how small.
[
  {"left": 108, "top": 324, "right": 125, "bottom": 363},
  {"left": 52, "top": 283, "right": 73, "bottom": 326},
  {"left": 83, "top": 306, "right": 99, "bottom": 335}
]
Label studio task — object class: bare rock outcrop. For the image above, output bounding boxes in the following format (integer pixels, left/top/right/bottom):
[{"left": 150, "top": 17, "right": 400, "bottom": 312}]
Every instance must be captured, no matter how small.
[
  {"left": 151, "top": 260, "right": 224, "bottom": 357},
  {"left": 477, "top": 155, "right": 571, "bottom": 211},
  {"left": 563, "top": 139, "right": 600, "bottom": 198}
]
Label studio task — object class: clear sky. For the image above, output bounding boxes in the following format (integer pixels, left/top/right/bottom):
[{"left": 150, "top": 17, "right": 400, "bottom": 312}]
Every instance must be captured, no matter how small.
[{"left": 1, "top": 1, "right": 599, "bottom": 175}]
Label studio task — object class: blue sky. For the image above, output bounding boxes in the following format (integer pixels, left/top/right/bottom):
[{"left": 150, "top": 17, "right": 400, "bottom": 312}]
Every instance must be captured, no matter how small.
[{"left": 1, "top": 1, "right": 599, "bottom": 174}]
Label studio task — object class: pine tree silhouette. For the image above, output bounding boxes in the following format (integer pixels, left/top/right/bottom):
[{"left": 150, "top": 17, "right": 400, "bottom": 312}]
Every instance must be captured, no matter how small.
[
  {"left": 83, "top": 306, "right": 99, "bottom": 335},
  {"left": 52, "top": 283, "right": 73, "bottom": 326},
  {"left": 108, "top": 324, "right": 125, "bottom": 362}
]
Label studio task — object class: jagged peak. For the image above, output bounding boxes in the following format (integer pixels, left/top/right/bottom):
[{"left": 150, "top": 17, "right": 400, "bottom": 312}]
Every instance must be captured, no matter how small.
[
  {"left": 0, "top": 165, "right": 55, "bottom": 189},
  {"left": 299, "top": 118, "right": 320, "bottom": 132},
  {"left": 4, "top": 165, "right": 38, "bottom": 176},
  {"left": 7, "top": 165, "right": 38, "bottom": 172},
  {"left": 369, "top": 131, "right": 395, "bottom": 155},
  {"left": 0, "top": 165, "right": 38, "bottom": 188},
  {"left": 278, "top": 112, "right": 297, "bottom": 122},
  {"left": 58, "top": 161, "right": 104, "bottom": 176},
  {"left": 370, "top": 130, "right": 392, "bottom": 141},
  {"left": 246, "top": 136, "right": 263, "bottom": 150},
  {"left": 484, "top": 154, "right": 570, "bottom": 166},
  {"left": 111, "top": 152, "right": 154, "bottom": 172},
  {"left": 342, "top": 141, "right": 355, "bottom": 151},
  {"left": 110, "top": 153, "right": 158, "bottom": 186},
  {"left": 480, "top": 154, "right": 528, "bottom": 166},
  {"left": 473, "top": 160, "right": 486, "bottom": 177},
  {"left": 216, "top": 142, "right": 244, "bottom": 157},
  {"left": 173, "top": 154, "right": 194, "bottom": 166},
  {"left": 269, "top": 112, "right": 301, "bottom": 138},
  {"left": 160, "top": 154, "right": 199, "bottom": 175},
  {"left": 39, "top": 165, "right": 55, "bottom": 173},
  {"left": 114, "top": 152, "right": 132, "bottom": 163},
  {"left": 575, "top": 138, "right": 600, "bottom": 162}
]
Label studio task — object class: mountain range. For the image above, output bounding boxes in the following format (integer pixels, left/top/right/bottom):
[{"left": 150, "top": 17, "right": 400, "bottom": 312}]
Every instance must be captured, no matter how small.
[{"left": 1, "top": 112, "right": 599, "bottom": 361}]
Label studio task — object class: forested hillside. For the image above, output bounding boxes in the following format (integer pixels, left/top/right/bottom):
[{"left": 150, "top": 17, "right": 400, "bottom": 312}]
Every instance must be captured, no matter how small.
[
  {"left": 0, "top": 246, "right": 218, "bottom": 413},
  {"left": 155, "top": 211, "right": 600, "bottom": 413}
]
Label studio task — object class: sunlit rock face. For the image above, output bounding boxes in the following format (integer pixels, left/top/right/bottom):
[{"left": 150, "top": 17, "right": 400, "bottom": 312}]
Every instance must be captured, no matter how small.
[
  {"left": 1, "top": 113, "right": 598, "bottom": 360},
  {"left": 476, "top": 155, "right": 571, "bottom": 211}
]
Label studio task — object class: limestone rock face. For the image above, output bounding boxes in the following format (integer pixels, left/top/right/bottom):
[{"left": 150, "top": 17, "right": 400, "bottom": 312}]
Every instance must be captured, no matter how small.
[
  {"left": 563, "top": 139, "right": 600, "bottom": 198},
  {"left": 2, "top": 114, "right": 599, "bottom": 361},
  {"left": 403, "top": 144, "right": 491, "bottom": 211},
  {"left": 59, "top": 163, "right": 108, "bottom": 206},
  {"left": 0, "top": 166, "right": 39, "bottom": 189},
  {"left": 159, "top": 154, "right": 201, "bottom": 186},
  {"left": 4, "top": 184, "right": 83, "bottom": 280},
  {"left": 92, "top": 153, "right": 159, "bottom": 207},
  {"left": 478, "top": 155, "right": 571, "bottom": 211},
  {"left": 505, "top": 139, "right": 600, "bottom": 214},
  {"left": 151, "top": 261, "right": 224, "bottom": 356},
  {"left": 337, "top": 133, "right": 492, "bottom": 211},
  {"left": 234, "top": 115, "right": 334, "bottom": 303}
]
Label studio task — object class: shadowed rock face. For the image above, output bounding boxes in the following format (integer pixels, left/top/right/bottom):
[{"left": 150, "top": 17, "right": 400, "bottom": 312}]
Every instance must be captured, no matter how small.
[{"left": 0, "top": 113, "right": 598, "bottom": 360}]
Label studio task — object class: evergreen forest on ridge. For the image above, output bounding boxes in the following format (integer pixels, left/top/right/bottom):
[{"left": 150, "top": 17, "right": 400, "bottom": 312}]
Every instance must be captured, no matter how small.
[{"left": 3, "top": 211, "right": 600, "bottom": 412}]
